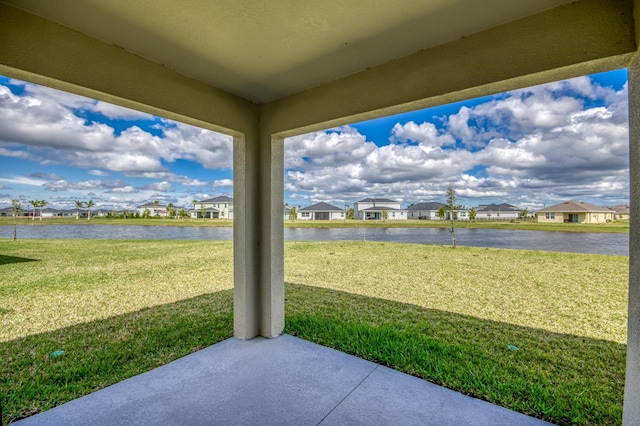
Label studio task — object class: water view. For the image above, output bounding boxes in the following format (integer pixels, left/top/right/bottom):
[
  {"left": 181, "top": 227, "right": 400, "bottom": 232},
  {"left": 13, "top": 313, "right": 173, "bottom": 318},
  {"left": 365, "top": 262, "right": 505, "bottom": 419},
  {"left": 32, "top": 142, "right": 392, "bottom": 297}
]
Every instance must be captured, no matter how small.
[{"left": 0, "top": 225, "right": 628, "bottom": 255}]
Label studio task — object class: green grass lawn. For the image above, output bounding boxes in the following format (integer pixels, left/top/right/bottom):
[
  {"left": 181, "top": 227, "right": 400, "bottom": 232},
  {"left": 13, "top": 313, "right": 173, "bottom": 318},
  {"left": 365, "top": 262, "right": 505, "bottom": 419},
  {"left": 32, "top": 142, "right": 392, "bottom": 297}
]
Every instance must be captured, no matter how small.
[{"left": 0, "top": 239, "right": 629, "bottom": 424}]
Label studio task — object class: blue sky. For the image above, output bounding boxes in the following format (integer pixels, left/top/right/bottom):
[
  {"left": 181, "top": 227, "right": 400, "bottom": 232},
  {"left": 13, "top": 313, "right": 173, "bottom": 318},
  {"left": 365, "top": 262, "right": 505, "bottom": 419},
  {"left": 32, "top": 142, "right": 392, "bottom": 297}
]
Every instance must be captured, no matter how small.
[{"left": 0, "top": 69, "right": 630, "bottom": 211}]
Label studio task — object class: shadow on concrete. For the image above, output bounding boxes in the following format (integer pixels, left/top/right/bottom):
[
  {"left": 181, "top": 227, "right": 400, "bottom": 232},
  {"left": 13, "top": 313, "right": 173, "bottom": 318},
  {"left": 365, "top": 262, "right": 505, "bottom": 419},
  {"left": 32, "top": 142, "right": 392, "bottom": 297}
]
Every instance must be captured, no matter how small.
[{"left": 0, "top": 255, "right": 39, "bottom": 266}]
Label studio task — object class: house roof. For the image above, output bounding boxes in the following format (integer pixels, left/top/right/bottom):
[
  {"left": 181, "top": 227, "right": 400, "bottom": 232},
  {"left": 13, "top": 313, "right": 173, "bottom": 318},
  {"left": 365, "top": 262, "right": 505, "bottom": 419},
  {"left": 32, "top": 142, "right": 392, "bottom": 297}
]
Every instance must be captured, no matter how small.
[
  {"left": 199, "top": 196, "right": 233, "bottom": 203},
  {"left": 408, "top": 202, "right": 445, "bottom": 211},
  {"left": 361, "top": 206, "right": 402, "bottom": 211},
  {"left": 356, "top": 198, "right": 398, "bottom": 203},
  {"left": 300, "top": 202, "right": 343, "bottom": 211},
  {"left": 476, "top": 203, "right": 520, "bottom": 212},
  {"left": 3, "top": 1, "right": 576, "bottom": 104},
  {"left": 609, "top": 204, "right": 630, "bottom": 214},
  {"left": 536, "top": 200, "right": 611, "bottom": 213},
  {"left": 137, "top": 202, "right": 166, "bottom": 208}
]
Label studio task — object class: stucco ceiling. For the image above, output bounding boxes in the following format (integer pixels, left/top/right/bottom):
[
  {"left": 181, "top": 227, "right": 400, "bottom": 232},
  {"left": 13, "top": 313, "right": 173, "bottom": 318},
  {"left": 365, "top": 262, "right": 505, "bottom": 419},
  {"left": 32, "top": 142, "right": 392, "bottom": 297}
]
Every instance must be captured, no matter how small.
[{"left": 4, "top": 0, "right": 574, "bottom": 103}]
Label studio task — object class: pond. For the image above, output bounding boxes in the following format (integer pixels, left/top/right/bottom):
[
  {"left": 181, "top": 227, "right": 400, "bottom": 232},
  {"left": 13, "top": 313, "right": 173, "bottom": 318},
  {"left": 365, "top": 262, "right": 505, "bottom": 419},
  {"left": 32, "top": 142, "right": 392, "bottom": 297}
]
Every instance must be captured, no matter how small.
[{"left": 0, "top": 224, "right": 628, "bottom": 255}]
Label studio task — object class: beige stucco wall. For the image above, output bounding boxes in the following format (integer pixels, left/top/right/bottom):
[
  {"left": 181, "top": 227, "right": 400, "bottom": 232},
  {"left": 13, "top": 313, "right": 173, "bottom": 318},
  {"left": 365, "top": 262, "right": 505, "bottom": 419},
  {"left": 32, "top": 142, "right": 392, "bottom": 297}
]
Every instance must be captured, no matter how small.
[
  {"left": 535, "top": 213, "right": 564, "bottom": 223},
  {"left": 536, "top": 212, "right": 614, "bottom": 223}
]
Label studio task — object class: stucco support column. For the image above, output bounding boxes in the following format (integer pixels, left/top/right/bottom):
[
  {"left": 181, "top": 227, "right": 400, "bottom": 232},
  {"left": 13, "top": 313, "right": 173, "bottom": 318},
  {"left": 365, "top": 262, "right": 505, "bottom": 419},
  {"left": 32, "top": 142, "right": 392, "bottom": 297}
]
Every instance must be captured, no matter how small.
[
  {"left": 625, "top": 55, "right": 640, "bottom": 425},
  {"left": 233, "top": 130, "right": 284, "bottom": 340}
]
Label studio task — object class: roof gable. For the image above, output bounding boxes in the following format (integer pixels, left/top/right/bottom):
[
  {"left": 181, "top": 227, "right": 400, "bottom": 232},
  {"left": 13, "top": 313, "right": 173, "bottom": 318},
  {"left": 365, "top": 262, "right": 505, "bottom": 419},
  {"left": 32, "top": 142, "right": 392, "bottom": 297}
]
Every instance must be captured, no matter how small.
[
  {"left": 199, "top": 196, "right": 233, "bottom": 203},
  {"left": 537, "top": 200, "right": 609, "bottom": 213},
  {"left": 356, "top": 198, "right": 398, "bottom": 203},
  {"left": 476, "top": 203, "right": 520, "bottom": 212},
  {"left": 408, "top": 202, "right": 445, "bottom": 211},
  {"left": 300, "top": 202, "right": 343, "bottom": 211}
]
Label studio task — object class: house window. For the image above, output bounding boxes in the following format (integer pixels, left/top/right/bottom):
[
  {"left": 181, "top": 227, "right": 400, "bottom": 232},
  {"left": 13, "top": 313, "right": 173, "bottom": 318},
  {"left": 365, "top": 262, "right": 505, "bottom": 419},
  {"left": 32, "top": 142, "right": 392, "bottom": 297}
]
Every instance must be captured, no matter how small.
[
  {"left": 545, "top": 212, "right": 555, "bottom": 219},
  {"left": 392, "top": 212, "right": 396, "bottom": 217},
  {"left": 301, "top": 212, "right": 310, "bottom": 218}
]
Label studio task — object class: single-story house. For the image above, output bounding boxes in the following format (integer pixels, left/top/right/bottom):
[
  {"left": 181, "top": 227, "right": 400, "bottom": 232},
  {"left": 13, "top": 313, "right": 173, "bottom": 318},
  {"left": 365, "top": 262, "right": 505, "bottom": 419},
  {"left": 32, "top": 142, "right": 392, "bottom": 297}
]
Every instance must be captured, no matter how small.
[
  {"left": 609, "top": 204, "right": 630, "bottom": 220},
  {"left": 354, "top": 198, "right": 407, "bottom": 220},
  {"left": 475, "top": 203, "right": 521, "bottom": 220},
  {"left": 536, "top": 200, "right": 614, "bottom": 223},
  {"left": 299, "top": 202, "right": 344, "bottom": 221},
  {"left": 0, "top": 206, "right": 16, "bottom": 216},
  {"left": 407, "top": 202, "right": 445, "bottom": 220},
  {"left": 40, "top": 207, "right": 67, "bottom": 217},
  {"left": 192, "top": 196, "right": 233, "bottom": 219}
]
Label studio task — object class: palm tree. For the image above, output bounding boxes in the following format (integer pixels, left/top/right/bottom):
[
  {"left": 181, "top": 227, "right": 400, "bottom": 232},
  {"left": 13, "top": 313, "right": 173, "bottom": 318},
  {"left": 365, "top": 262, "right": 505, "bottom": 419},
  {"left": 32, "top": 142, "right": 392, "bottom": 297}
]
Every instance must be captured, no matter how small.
[
  {"left": 74, "top": 200, "right": 83, "bottom": 220},
  {"left": 85, "top": 200, "right": 95, "bottom": 220},
  {"left": 167, "top": 202, "right": 174, "bottom": 219},
  {"left": 28, "top": 199, "right": 37, "bottom": 221},
  {"left": 38, "top": 199, "right": 47, "bottom": 221},
  {"left": 192, "top": 199, "right": 197, "bottom": 218}
]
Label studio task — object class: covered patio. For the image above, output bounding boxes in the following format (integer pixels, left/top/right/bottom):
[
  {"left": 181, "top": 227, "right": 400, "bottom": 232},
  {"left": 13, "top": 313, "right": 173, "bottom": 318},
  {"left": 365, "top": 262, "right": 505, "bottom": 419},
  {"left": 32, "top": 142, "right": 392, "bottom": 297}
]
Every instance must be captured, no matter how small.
[
  {"left": 1, "top": 0, "right": 639, "bottom": 423},
  {"left": 15, "top": 335, "right": 549, "bottom": 425}
]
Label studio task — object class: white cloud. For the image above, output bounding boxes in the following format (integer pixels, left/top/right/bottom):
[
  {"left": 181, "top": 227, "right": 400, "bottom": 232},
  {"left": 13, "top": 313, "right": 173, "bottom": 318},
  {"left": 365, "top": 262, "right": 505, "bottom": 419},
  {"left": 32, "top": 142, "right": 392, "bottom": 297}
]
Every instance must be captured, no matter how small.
[
  {"left": 0, "top": 81, "right": 233, "bottom": 176},
  {"left": 210, "top": 179, "right": 233, "bottom": 188},
  {"left": 89, "top": 169, "right": 109, "bottom": 176},
  {"left": 0, "top": 176, "right": 47, "bottom": 186},
  {"left": 93, "top": 101, "right": 154, "bottom": 121},
  {"left": 285, "top": 75, "right": 629, "bottom": 208},
  {"left": 141, "top": 181, "right": 173, "bottom": 192}
]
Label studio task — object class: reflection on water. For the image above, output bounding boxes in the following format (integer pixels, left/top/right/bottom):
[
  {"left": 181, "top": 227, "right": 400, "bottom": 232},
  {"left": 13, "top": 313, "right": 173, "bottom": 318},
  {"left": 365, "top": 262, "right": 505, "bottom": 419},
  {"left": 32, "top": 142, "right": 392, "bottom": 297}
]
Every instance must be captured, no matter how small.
[{"left": 0, "top": 224, "right": 628, "bottom": 255}]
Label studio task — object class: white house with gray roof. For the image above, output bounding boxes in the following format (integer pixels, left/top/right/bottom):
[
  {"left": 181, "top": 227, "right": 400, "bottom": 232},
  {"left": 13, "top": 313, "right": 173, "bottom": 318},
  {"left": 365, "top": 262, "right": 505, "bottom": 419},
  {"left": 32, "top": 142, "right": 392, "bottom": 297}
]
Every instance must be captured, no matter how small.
[
  {"left": 299, "top": 202, "right": 344, "bottom": 221},
  {"left": 475, "top": 203, "right": 520, "bottom": 220},
  {"left": 192, "top": 196, "right": 234, "bottom": 219},
  {"left": 407, "top": 202, "right": 446, "bottom": 220},
  {"left": 136, "top": 202, "right": 170, "bottom": 217},
  {"left": 354, "top": 198, "right": 407, "bottom": 220}
]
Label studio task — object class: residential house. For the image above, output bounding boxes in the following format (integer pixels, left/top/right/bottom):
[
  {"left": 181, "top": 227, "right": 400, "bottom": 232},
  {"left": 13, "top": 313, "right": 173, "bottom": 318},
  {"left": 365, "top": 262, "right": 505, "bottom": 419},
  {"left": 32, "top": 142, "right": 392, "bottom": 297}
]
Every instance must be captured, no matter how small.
[
  {"left": 136, "top": 202, "right": 170, "bottom": 217},
  {"left": 0, "top": 206, "right": 15, "bottom": 216},
  {"left": 192, "top": 196, "right": 234, "bottom": 219},
  {"left": 299, "top": 202, "right": 344, "bottom": 221},
  {"left": 475, "top": 203, "right": 520, "bottom": 220},
  {"left": 536, "top": 200, "right": 614, "bottom": 223},
  {"left": 609, "top": 204, "right": 630, "bottom": 220},
  {"left": 407, "top": 202, "right": 445, "bottom": 220},
  {"left": 354, "top": 198, "right": 407, "bottom": 220},
  {"left": 40, "top": 207, "right": 65, "bottom": 217}
]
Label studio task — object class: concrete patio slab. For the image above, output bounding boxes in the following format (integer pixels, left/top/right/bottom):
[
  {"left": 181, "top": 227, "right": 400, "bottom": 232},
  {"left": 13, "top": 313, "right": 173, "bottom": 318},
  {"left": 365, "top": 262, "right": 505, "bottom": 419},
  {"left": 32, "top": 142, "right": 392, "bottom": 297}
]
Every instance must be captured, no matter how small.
[{"left": 16, "top": 334, "right": 552, "bottom": 425}]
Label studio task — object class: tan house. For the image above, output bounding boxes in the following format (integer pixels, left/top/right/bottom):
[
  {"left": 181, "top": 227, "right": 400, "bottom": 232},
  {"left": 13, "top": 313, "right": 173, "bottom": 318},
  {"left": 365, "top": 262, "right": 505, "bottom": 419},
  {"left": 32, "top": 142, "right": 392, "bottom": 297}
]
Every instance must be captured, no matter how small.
[
  {"left": 536, "top": 200, "right": 614, "bottom": 224},
  {"left": 609, "top": 204, "right": 630, "bottom": 220}
]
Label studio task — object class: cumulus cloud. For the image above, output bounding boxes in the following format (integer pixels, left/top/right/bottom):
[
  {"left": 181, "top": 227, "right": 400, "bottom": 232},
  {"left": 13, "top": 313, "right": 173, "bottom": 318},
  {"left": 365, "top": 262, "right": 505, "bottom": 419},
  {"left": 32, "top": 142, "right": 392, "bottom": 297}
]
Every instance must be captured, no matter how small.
[
  {"left": 30, "top": 172, "right": 64, "bottom": 181},
  {"left": 0, "top": 81, "right": 233, "bottom": 176},
  {"left": 285, "top": 75, "right": 629, "bottom": 208},
  {"left": 89, "top": 169, "right": 109, "bottom": 176},
  {"left": 93, "top": 101, "right": 154, "bottom": 120},
  {"left": 43, "top": 179, "right": 134, "bottom": 192},
  {"left": 141, "top": 181, "right": 173, "bottom": 192}
]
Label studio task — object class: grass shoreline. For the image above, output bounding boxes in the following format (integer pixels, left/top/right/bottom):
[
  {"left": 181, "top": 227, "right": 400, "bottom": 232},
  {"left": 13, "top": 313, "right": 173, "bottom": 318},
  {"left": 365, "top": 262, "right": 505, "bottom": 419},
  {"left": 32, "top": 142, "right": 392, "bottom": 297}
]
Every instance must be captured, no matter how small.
[
  {"left": 0, "top": 216, "right": 629, "bottom": 233},
  {"left": 0, "top": 239, "right": 629, "bottom": 424}
]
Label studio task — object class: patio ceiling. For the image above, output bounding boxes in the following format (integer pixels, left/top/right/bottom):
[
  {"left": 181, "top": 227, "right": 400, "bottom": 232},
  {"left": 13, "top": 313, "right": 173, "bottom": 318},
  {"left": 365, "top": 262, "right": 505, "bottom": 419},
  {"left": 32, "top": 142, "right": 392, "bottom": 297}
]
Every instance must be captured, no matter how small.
[{"left": 3, "top": 0, "right": 574, "bottom": 103}]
